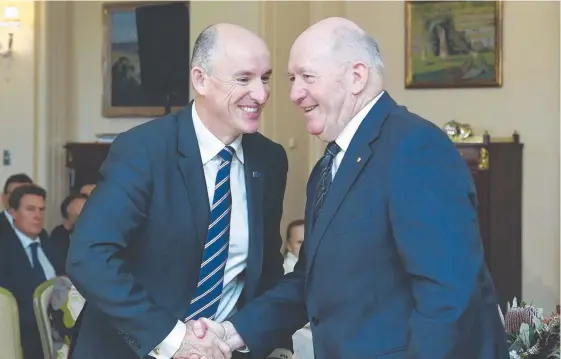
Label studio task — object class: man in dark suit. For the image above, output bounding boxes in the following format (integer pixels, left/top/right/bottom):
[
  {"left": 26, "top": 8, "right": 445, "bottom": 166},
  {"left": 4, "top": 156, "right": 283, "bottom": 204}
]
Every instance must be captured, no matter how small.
[
  {"left": 66, "top": 23, "right": 291, "bottom": 359},
  {"left": 195, "top": 17, "right": 509, "bottom": 359},
  {"left": 0, "top": 184, "right": 65, "bottom": 359},
  {"left": 1, "top": 173, "right": 33, "bottom": 235}
]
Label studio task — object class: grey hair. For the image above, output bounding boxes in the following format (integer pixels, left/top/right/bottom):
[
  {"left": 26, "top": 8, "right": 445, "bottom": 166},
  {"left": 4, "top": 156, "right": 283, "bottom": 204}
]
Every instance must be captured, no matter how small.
[
  {"left": 331, "top": 26, "right": 384, "bottom": 74},
  {"left": 190, "top": 25, "right": 218, "bottom": 73}
]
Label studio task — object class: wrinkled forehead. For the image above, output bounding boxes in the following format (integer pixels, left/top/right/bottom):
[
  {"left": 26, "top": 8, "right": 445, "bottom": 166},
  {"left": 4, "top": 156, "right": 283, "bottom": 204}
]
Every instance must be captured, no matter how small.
[{"left": 288, "top": 37, "right": 335, "bottom": 73}]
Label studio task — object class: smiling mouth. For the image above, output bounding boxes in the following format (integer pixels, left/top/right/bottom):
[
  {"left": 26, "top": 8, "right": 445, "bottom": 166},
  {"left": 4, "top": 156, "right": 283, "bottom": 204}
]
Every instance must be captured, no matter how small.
[
  {"left": 303, "top": 105, "right": 318, "bottom": 113},
  {"left": 239, "top": 106, "right": 259, "bottom": 113}
]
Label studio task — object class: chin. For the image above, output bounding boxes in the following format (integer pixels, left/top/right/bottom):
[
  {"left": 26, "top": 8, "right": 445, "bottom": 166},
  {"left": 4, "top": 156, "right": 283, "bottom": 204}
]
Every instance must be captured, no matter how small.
[{"left": 306, "top": 119, "right": 324, "bottom": 137}]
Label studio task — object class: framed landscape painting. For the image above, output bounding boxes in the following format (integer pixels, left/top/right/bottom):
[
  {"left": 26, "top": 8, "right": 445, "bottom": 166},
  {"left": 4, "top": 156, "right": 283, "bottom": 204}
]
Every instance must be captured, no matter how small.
[
  {"left": 102, "top": 2, "right": 190, "bottom": 118},
  {"left": 405, "top": 1, "right": 503, "bottom": 88}
]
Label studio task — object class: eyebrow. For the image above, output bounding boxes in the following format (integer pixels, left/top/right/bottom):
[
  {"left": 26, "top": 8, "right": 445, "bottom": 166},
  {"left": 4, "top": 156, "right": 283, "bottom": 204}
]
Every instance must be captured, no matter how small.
[
  {"left": 286, "top": 67, "right": 314, "bottom": 77},
  {"left": 233, "top": 69, "right": 273, "bottom": 77}
]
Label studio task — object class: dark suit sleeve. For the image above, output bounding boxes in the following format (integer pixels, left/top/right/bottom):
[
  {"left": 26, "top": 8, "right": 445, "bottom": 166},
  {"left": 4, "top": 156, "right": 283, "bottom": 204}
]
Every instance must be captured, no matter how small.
[
  {"left": 229, "top": 146, "right": 308, "bottom": 358},
  {"left": 259, "top": 144, "right": 294, "bottom": 354},
  {"left": 66, "top": 133, "right": 178, "bottom": 358},
  {"left": 261, "top": 144, "right": 289, "bottom": 292},
  {"left": 388, "top": 126, "right": 484, "bottom": 359}
]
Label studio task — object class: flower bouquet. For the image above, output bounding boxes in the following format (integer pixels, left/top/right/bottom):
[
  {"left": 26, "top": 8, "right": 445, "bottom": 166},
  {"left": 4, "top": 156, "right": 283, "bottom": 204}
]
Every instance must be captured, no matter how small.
[{"left": 500, "top": 298, "right": 560, "bottom": 359}]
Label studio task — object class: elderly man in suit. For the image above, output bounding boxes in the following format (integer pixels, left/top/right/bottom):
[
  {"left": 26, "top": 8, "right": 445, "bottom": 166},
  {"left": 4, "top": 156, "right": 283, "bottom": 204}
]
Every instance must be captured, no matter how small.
[
  {"left": 194, "top": 17, "right": 509, "bottom": 359},
  {"left": 66, "top": 23, "right": 292, "bottom": 359}
]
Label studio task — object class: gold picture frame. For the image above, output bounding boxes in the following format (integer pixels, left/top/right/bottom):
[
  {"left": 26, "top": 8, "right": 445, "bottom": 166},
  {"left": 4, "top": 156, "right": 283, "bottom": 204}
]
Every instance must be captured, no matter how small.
[
  {"left": 405, "top": 1, "right": 503, "bottom": 89},
  {"left": 102, "top": 2, "right": 190, "bottom": 118}
]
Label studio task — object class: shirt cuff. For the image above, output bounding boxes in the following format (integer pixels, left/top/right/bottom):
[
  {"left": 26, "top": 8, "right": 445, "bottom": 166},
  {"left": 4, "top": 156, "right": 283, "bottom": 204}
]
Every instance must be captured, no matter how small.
[
  {"left": 237, "top": 345, "right": 250, "bottom": 353},
  {"left": 267, "top": 348, "right": 293, "bottom": 359},
  {"left": 149, "top": 320, "right": 186, "bottom": 359}
]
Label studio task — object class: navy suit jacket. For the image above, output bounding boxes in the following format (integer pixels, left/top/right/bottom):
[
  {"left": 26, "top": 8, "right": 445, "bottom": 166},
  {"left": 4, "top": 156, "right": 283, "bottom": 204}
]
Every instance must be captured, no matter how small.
[
  {"left": 66, "top": 103, "right": 290, "bottom": 359},
  {"left": 0, "top": 228, "right": 64, "bottom": 359},
  {"left": 230, "top": 92, "right": 509, "bottom": 359}
]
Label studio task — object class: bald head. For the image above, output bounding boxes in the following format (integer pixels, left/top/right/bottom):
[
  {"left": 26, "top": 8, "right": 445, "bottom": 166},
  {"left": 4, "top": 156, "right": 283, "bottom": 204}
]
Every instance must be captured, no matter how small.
[
  {"left": 293, "top": 17, "right": 384, "bottom": 74},
  {"left": 191, "top": 23, "right": 268, "bottom": 74},
  {"left": 190, "top": 23, "right": 271, "bottom": 144}
]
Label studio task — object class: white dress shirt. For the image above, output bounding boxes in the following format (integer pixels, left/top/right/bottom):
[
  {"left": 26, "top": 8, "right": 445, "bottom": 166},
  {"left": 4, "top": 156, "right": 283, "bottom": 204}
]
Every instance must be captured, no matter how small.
[
  {"left": 14, "top": 227, "right": 56, "bottom": 280},
  {"left": 151, "top": 104, "right": 249, "bottom": 359},
  {"left": 283, "top": 252, "right": 298, "bottom": 275},
  {"left": 332, "top": 91, "right": 385, "bottom": 179}
]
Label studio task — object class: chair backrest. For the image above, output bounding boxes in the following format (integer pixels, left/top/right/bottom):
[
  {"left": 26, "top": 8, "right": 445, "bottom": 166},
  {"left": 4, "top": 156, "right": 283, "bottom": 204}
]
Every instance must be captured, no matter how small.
[
  {"left": 0, "top": 286, "right": 23, "bottom": 359},
  {"left": 33, "top": 278, "right": 57, "bottom": 359}
]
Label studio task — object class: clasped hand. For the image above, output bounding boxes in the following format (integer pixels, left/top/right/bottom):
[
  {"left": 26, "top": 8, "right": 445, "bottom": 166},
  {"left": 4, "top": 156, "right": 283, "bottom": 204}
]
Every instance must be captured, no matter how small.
[{"left": 173, "top": 319, "right": 245, "bottom": 359}]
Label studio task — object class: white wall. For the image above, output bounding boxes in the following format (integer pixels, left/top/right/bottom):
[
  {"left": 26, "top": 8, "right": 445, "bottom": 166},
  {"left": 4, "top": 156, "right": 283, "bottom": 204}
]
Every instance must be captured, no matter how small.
[{"left": 0, "top": 2, "right": 36, "bottom": 200}]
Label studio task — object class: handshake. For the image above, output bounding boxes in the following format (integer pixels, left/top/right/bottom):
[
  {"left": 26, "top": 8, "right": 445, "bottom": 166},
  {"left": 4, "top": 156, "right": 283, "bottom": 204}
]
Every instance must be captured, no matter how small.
[{"left": 172, "top": 318, "right": 245, "bottom": 359}]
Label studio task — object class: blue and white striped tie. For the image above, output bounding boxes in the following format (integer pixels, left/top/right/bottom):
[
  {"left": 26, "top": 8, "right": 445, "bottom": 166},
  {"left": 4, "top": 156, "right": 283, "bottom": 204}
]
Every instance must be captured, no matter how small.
[{"left": 185, "top": 146, "right": 234, "bottom": 321}]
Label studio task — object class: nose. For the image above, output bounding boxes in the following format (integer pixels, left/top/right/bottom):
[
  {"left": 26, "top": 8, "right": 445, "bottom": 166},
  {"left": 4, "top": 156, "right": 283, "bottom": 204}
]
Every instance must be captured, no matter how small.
[
  {"left": 250, "top": 81, "right": 269, "bottom": 105},
  {"left": 289, "top": 81, "right": 305, "bottom": 104}
]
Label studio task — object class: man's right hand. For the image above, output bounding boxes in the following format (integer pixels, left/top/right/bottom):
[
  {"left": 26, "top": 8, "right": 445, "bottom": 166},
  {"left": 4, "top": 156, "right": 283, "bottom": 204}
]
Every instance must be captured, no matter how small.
[
  {"left": 192, "top": 319, "right": 246, "bottom": 352},
  {"left": 172, "top": 320, "right": 233, "bottom": 359}
]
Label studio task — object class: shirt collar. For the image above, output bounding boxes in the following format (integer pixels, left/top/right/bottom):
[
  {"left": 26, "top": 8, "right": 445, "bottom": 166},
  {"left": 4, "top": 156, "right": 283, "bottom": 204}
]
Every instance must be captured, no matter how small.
[
  {"left": 14, "top": 226, "right": 40, "bottom": 250},
  {"left": 335, "top": 91, "right": 385, "bottom": 152},
  {"left": 192, "top": 103, "right": 244, "bottom": 165},
  {"left": 3, "top": 210, "right": 14, "bottom": 226}
]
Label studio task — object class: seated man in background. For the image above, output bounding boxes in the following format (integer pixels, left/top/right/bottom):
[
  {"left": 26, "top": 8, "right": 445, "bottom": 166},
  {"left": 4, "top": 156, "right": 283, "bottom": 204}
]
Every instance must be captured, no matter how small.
[
  {"left": 0, "top": 185, "right": 66, "bottom": 359},
  {"left": 50, "top": 194, "right": 88, "bottom": 264},
  {"left": 0, "top": 173, "right": 34, "bottom": 235}
]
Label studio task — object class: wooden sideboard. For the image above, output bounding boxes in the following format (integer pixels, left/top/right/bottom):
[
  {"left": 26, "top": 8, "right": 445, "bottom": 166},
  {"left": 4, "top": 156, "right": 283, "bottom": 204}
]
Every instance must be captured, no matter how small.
[
  {"left": 64, "top": 133, "right": 523, "bottom": 308},
  {"left": 454, "top": 132, "right": 523, "bottom": 309},
  {"left": 64, "top": 142, "right": 110, "bottom": 192}
]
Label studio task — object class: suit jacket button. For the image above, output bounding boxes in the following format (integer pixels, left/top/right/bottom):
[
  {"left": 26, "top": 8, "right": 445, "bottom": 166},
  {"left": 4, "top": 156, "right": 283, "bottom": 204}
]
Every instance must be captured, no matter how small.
[{"left": 311, "top": 316, "right": 320, "bottom": 325}]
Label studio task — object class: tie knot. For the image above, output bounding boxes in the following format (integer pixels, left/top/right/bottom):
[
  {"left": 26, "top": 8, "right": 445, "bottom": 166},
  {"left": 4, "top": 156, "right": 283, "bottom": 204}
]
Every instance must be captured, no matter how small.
[
  {"left": 29, "top": 242, "right": 39, "bottom": 251},
  {"left": 325, "top": 141, "right": 341, "bottom": 157},
  {"left": 218, "top": 146, "right": 234, "bottom": 162}
]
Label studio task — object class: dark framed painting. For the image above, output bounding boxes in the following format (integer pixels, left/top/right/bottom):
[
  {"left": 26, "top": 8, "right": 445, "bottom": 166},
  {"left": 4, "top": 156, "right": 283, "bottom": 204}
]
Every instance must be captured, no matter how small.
[
  {"left": 102, "top": 2, "right": 190, "bottom": 118},
  {"left": 405, "top": 1, "right": 503, "bottom": 89}
]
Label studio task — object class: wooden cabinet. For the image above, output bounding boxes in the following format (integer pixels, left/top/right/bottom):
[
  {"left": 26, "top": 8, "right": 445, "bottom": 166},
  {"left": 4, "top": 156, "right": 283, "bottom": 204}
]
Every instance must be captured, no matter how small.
[
  {"left": 64, "top": 142, "right": 110, "bottom": 192},
  {"left": 454, "top": 132, "right": 523, "bottom": 309}
]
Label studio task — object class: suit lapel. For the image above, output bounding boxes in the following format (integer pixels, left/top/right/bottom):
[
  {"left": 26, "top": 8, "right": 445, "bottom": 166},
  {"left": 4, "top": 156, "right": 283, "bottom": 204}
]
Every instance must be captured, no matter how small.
[
  {"left": 242, "top": 136, "right": 264, "bottom": 299},
  {"left": 306, "top": 92, "right": 397, "bottom": 274},
  {"left": 177, "top": 102, "right": 210, "bottom": 248},
  {"left": 5, "top": 230, "right": 34, "bottom": 278}
]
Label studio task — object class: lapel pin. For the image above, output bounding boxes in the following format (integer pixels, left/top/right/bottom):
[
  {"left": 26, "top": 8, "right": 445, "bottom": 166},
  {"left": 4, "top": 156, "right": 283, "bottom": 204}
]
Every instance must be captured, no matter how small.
[
  {"left": 357, "top": 157, "right": 362, "bottom": 163},
  {"left": 252, "top": 171, "right": 261, "bottom": 178}
]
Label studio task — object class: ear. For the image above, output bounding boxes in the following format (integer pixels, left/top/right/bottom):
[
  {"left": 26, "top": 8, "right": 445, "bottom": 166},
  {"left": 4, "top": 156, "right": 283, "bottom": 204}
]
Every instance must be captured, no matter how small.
[
  {"left": 349, "top": 61, "right": 369, "bottom": 95},
  {"left": 191, "top": 67, "right": 209, "bottom": 96}
]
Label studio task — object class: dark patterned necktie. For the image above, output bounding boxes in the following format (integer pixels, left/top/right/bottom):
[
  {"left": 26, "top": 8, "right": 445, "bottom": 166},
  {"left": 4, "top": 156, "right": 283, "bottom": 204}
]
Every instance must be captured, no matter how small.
[
  {"left": 185, "top": 146, "right": 234, "bottom": 321},
  {"left": 312, "top": 141, "right": 341, "bottom": 227},
  {"left": 29, "top": 242, "right": 46, "bottom": 283}
]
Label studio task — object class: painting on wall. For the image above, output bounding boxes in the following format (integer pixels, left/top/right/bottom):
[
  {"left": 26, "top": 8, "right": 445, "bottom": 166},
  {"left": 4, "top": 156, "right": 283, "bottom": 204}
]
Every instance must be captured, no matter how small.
[
  {"left": 102, "top": 2, "right": 190, "bottom": 118},
  {"left": 405, "top": 1, "right": 503, "bottom": 89}
]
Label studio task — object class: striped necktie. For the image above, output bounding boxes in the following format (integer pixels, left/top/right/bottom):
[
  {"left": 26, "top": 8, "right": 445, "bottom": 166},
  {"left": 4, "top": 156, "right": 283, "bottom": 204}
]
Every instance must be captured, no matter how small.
[
  {"left": 312, "top": 141, "right": 341, "bottom": 227},
  {"left": 185, "top": 146, "right": 234, "bottom": 321}
]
